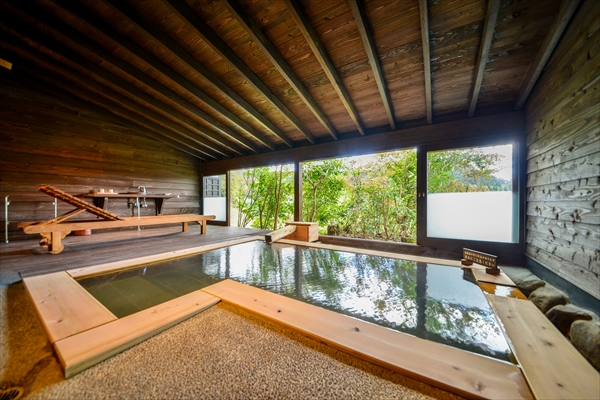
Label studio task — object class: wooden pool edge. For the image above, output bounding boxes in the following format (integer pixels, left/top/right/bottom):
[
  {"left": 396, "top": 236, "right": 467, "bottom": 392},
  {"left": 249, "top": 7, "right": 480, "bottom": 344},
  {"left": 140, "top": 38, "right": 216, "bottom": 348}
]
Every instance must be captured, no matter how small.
[
  {"left": 202, "top": 279, "right": 533, "bottom": 400},
  {"left": 23, "top": 236, "right": 546, "bottom": 399}
]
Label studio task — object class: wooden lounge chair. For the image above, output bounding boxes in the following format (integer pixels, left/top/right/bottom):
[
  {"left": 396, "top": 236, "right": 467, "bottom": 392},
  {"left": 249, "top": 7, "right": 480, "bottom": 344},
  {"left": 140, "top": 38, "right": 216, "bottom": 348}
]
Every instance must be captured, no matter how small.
[{"left": 18, "top": 185, "right": 215, "bottom": 254}]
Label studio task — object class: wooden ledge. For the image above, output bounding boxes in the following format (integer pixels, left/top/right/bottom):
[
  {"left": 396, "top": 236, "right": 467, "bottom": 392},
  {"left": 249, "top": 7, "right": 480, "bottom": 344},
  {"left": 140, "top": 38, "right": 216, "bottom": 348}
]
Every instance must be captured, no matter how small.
[
  {"left": 54, "top": 290, "right": 220, "bottom": 378},
  {"left": 486, "top": 294, "right": 600, "bottom": 399},
  {"left": 23, "top": 272, "right": 117, "bottom": 343}
]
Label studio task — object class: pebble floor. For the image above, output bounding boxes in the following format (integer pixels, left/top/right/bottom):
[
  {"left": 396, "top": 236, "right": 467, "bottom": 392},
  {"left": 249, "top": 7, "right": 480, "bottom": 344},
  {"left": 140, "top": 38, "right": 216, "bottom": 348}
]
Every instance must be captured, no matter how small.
[{"left": 0, "top": 282, "right": 464, "bottom": 400}]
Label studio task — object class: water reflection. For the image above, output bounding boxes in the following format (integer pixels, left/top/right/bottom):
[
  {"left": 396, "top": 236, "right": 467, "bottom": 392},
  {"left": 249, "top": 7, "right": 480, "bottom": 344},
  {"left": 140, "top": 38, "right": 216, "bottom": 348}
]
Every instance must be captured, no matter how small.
[{"left": 79, "top": 241, "right": 511, "bottom": 361}]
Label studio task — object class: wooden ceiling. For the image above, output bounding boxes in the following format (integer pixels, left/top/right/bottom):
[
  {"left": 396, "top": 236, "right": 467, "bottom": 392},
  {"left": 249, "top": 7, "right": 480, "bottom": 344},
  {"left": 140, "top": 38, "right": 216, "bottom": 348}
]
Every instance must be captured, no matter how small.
[{"left": 0, "top": 0, "right": 576, "bottom": 161}]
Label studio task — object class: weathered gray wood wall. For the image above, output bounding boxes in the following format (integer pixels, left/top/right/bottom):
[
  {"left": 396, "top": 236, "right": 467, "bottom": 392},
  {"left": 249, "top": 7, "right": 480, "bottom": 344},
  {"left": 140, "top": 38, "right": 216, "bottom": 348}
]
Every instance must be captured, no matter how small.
[
  {"left": 525, "top": 0, "right": 599, "bottom": 299},
  {"left": 0, "top": 71, "right": 200, "bottom": 241}
]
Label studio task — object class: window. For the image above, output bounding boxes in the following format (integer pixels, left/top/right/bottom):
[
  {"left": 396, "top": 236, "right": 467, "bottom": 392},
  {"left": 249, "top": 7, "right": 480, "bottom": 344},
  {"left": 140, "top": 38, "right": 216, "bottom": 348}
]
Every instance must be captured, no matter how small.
[
  {"left": 203, "top": 175, "right": 226, "bottom": 221},
  {"left": 302, "top": 149, "right": 417, "bottom": 242},
  {"left": 229, "top": 165, "right": 294, "bottom": 229},
  {"left": 426, "top": 144, "right": 517, "bottom": 243},
  {"left": 203, "top": 176, "right": 222, "bottom": 197}
]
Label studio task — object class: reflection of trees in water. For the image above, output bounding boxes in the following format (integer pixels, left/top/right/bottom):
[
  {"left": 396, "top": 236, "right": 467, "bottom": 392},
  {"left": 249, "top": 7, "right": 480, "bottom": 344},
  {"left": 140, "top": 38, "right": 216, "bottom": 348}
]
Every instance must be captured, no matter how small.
[
  {"left": 241, "top": 244, "right": 296, "bottom": 294},
  {"left": 223, "top": 242, "right": 509, "bottom": 360},
  {"left": 425, "top": 299, "right": 505, "bottom": 356},
  {"left": 299, "top": 250, "right": 419, "bottom": 330}
]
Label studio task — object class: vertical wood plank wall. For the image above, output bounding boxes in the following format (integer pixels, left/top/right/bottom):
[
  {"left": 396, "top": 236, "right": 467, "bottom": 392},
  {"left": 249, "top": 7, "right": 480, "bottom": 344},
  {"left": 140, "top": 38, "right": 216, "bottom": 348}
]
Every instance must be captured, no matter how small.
[
  {"left": 525, "top": 0, "right": 599, "bottom": 299},
  {"left": 0, "top": 72, "right": 201, "bottom": 241}
]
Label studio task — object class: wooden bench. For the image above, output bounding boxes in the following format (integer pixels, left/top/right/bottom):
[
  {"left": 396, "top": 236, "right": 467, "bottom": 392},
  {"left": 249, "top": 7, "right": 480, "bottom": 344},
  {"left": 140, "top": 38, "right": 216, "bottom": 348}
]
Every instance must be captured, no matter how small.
[{"left": 18, "top": 185, "right": 215, "bottom": 254}]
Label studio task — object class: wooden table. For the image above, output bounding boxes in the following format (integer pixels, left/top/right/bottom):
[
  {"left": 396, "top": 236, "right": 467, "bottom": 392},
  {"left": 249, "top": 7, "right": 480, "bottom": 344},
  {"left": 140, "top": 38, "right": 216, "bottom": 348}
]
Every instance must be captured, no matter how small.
[{"left": 79, "top": 193, "right": 173, "bottom": 215}]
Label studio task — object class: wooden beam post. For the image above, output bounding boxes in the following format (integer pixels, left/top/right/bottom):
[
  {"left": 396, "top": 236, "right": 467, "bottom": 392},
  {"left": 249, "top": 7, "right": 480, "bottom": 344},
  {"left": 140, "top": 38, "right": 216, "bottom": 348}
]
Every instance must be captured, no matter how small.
[
  {"left": 514, "top": 0, "right": 580, "bottom": 110},
  {"left": 418, "top": 0, "right": 433, "bottom": 124},
  {"left": 223, "top": 0, "right": 338, "bottom": 140},
  {"left": 468, "top": 0, "right": 501, "bottom": 118},
  {"left": 349, "top": 0, "right": 396, "bottom": 130},
  {"left": 284, "top": 0, "right": 366, "bottom": 136}
]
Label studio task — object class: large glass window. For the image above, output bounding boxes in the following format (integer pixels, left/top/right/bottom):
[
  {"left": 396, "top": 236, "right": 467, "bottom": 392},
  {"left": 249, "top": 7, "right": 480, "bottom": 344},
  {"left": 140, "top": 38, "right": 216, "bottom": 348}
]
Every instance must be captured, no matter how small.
[
  {"left": 302, "top": 149, "right": 417, "bottom": 243},
  {"left": 229, "top": 164, "right": 294, "bottom": 230},
  {"left": 426, "top": 144, "right": 517, "bottom": 243}
]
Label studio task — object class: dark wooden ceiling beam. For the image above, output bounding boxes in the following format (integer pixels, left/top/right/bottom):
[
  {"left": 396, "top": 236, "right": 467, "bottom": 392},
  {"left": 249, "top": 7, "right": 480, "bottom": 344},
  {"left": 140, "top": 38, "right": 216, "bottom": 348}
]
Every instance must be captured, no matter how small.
[
  {"left": 167, "top": 0, "right": 312, "bottom": 145},
  {"left": 283, "top": 0, "right": 366, "bottom": 136},
  {"left": 53, "top": 0, "right": 276, "bottom": 152},
  {"left": 418, "top": 0, "right": 433, "bottom": 124},
  {"left": 1, "top": 47, "right": 211, "bottom": 160},
  {"left": 106, "top": 0, "right": 294, "bottom": 150},
  {"left": 223, "top": 0, "right": 339, "bottom": 140},
  {"left": 514, "top": 0, "right": 580, "bottom": 110},
  {"left": 38, "top": 0, "right": 259, "bottom": 154},
  {"left": 1, "top": 2, "right": 242, "bottom": 157},
  {"left": 0, "top": 21, "right": 229, "bottom": 160},
  {"left": 468, "top": 0, "right": 501, "bottom": 118},
  {"left": 348, "top": 0, "right": 396, "bottom": 130}
]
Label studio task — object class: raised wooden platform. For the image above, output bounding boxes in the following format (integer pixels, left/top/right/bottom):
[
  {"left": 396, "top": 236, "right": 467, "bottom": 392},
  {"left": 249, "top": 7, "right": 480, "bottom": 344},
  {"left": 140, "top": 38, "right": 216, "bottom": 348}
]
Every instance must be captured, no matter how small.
[{"left": 486, "top": 294, "right": 600, "bottom": 399}]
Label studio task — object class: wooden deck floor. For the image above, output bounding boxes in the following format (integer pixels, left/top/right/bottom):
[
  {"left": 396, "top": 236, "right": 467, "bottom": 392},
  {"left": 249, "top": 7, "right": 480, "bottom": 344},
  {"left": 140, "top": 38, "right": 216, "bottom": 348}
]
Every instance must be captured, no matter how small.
[{"left": 0, "top": 225, "right": 268, "bottom": 282}]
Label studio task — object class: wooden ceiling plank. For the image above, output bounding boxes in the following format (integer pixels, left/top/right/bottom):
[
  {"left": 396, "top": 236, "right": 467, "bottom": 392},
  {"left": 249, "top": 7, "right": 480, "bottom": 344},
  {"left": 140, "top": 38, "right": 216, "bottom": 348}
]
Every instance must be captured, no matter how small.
[
  {"left": 106, "top": 0, "right": 294, "bottom": 149},
  {"left": 2, "top": 2, "right": 243, "bottom": 157},
  {"left": 0, "top": 20, "right": 229, "bottom": 160},
  {"left": 223, "top": 0, "right": 339, "bottom": 141},
  {"left": 283, "top": 0, "right": 366, "bottom": 136},
  {"left": 418, "top": 0, "right": 432, "bottom": 124},
  {"left": 47, "top": 0, "right": 261, "bottom": 154},
  {"left": 468, "top": 0, "right": 501, "bottom": 118},
  {"left": 3, "top": 48, "right": 210, "bottom": 160},
  {"left": 514, "top": 0, "right": 580, "bottom": 110},
  {"left": 348, "top": 0, "right": 396, "bottom": 130},
  {"left": 167, "top": 0, "right": 312, "bottom": 145},
  {"left": 54, "top": 0, "right": 276, "bottom": 151}
]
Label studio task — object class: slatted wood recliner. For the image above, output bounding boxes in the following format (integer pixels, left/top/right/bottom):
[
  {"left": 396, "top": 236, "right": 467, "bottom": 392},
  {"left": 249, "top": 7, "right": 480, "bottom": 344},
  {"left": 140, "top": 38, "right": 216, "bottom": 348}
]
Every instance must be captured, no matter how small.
[{"left": 18, "top": 185, "right": 215, "bottom": 254}]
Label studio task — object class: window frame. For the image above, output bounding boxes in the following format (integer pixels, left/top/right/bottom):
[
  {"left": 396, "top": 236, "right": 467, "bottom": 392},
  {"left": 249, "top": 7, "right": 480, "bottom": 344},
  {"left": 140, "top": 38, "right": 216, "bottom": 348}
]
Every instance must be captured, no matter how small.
[{"left": 417, "top": 136, "right": 526, "bottom": 256}]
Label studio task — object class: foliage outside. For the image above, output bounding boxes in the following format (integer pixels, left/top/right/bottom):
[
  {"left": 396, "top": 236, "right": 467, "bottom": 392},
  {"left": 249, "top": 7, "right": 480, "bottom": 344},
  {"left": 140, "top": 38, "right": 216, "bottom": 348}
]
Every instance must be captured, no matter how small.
[
  {"left": 229, "top": 146, "right": 509, "bottom": 243},
  {"left": 230, "top": 165, "right": 294, "bottom": 230}
]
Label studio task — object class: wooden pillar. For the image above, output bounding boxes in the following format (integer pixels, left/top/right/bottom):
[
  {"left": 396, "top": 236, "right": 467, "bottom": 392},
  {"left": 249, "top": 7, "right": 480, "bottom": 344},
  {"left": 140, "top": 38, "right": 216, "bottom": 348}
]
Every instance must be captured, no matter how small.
[
  {"left": 226, "top": 171, "right": 231, "bottom": 226},
  {"left": 294, "top": 160, "right": 302, "bottom": 221},
  {"left": 416, "top": 146, "right": 427, "bottom": 245}
]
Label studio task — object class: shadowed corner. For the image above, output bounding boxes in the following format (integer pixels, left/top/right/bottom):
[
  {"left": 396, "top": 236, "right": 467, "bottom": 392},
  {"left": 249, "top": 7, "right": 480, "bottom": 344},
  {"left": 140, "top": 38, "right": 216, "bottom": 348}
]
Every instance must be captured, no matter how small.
[{"left": 0, "top": 282, "right": 63, "bottom": 397}]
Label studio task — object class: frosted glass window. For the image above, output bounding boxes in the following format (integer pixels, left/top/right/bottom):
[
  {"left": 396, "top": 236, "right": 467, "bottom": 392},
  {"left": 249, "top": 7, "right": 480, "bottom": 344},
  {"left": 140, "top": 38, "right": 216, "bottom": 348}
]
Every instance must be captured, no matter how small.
[
  {"left": 203, "top": 175, "right": 226, "bottom": 221},
  {"left": 427, "top": 144, "right": 517, "bottom": 243}
]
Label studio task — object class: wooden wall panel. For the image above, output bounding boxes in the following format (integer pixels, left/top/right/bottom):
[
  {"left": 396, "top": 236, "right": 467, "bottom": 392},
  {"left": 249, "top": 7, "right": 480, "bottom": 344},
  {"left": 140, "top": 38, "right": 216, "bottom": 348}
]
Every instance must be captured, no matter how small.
[
  {"left": 0, "top": 71, "right": 200, "bottom": 241},
  {"left": 525, "top": 0, "right": 600, "bottom": 299}
]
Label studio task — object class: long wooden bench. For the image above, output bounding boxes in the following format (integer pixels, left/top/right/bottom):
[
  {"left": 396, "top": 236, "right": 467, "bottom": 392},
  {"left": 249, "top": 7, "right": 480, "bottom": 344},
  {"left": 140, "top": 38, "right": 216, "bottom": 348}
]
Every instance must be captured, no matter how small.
[{"left": 18, "top": 185, "right": 215, "bottom": 254}]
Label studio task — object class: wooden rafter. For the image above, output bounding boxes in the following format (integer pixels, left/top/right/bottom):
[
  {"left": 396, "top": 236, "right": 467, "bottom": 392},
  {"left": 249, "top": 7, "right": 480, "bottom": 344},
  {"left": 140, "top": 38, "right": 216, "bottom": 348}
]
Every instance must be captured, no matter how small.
[
  {"left": 105, "top": 0, "right": 294, "bottom": 150},
  {"left": 515, "top": 0, "right": 580, "bottom": 110},
  {"left": 348, "top": 0, "right": 395, "bottom": 130},
  {"left": 40, "top": 1, "right": 257, "bottom": 155},
  {"left": 167, "top": 0, "right": 313, "bottom": 145},
  {"left": 0, "top": 22, "right": 232, "bottom": 159},
  {"left": 1, "top": 3, "right": 241, "bottom": 157},
  {"left": 283, "top": 0, "right": 366, "bottom": 136},
  {"left": 223, "top": 0, "right": 338, "bottom": 141},
  {"left": 468, "top": 0, "right": 501, "bottom": 118},
  {"left": 14, "top": 58, "right": 211, "bottom": 160},
  {"left": 1, "top": 38, "right": 219, "bottom": 160},
  {"left": 55, "top": 0, "right": 276, "bottom": 152},
  {"left": 418, "top": 0, "right": 432, "bottom": 124}
]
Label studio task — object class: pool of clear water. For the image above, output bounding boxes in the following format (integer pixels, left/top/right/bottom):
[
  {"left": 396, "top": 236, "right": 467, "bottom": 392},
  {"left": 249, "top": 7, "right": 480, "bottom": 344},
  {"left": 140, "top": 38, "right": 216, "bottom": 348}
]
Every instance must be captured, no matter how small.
[{"left": 78, "top": 240, "right": 512, "bottom": 361}]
